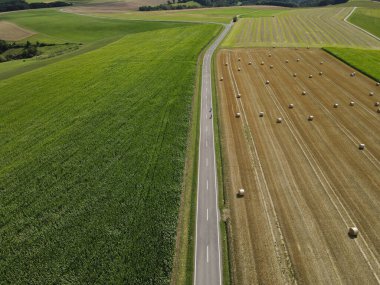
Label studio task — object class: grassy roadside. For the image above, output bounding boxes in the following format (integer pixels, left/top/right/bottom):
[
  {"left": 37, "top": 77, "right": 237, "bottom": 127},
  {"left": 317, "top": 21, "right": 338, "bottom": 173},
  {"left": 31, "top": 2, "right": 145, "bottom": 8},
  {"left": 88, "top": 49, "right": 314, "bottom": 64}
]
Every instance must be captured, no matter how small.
[
  {"left": 170, "top": 24, "right": 222, "bottom": 285},
  {"left": 211, "top": 26, "right": 234, "bottom": 284},
  {"left": 323, "top": 47, "right": 380, "bottom": 81},
  {"left": 211, "top": 51, "right": 232, "bottom": 285}
]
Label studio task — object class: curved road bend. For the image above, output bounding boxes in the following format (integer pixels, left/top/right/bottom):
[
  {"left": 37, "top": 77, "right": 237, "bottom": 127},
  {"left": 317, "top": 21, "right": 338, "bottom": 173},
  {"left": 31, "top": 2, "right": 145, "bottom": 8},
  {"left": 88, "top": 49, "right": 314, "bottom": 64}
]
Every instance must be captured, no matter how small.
[{"left": 194, "top": 22, "right": 232, "bottom": 285}]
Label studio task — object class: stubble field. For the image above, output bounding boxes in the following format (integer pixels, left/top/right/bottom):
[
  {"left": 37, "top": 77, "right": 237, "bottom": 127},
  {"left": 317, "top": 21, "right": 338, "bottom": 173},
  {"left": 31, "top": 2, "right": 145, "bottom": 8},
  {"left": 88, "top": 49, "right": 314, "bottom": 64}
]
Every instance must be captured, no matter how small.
[
  {"left": 217, "top": 48, "right": 380, "bottom": 284},
  {"left": 222, "top": 7, "right": 380, "bottom": 48}
]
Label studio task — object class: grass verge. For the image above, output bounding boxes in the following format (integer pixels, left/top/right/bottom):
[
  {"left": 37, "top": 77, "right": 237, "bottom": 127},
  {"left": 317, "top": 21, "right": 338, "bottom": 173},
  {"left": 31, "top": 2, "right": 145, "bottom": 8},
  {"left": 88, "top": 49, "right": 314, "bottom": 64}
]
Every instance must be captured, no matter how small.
[
  {"left": 211, "top": 40, "right": 232, "bottom": 285},
  {"left": 323, "top": 47, "right": 380, "bottom": 81},
  {"left": 170, "top": 23, "right": 222, "bottom": 285}
]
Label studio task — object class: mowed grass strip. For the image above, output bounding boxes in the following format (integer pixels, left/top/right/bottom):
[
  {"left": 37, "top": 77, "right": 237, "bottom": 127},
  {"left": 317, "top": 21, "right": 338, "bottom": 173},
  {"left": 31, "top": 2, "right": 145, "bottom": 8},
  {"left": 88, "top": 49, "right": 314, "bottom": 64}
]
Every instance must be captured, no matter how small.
[
  {"left": 222, "top": 7, "right": 380, "bottom": 48},
  {"left": 349, "top": 8, "right": 380, "bottom": 37},
  {"left": 323, "top": 47, "right": 380, "bottom": 81},
  {"left": 0, "top": 23, "right": 219, "bottom": 284}
]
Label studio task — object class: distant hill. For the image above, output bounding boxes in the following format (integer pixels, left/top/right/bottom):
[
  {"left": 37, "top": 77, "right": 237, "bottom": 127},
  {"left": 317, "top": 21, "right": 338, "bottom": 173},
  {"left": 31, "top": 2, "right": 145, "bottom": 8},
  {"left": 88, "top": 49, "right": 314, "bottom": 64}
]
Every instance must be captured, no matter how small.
[
  {"left": 194, "top": 0, "right": 348, "bottom": 7},
  {"left": 0, "top": 0, "right": 71, "bottom": 12},
  {"left": 140, "top": 0, "right": 349, "bottom": 10}
]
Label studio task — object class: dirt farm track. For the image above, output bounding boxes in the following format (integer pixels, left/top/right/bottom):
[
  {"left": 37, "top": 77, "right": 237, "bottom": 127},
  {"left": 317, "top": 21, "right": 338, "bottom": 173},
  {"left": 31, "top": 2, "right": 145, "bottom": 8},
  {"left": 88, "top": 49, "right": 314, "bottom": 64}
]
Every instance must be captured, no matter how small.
[{"left": 216, "top": 48, "right": 380, "bottom": 284}]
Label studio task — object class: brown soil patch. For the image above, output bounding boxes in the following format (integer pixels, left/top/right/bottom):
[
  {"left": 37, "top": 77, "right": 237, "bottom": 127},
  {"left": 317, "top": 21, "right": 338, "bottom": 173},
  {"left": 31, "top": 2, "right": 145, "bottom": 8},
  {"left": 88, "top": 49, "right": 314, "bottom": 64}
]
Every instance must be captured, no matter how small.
[
  {"left": 217, "top": 48, "right": 380, "bottom": 284},
  {"left": 0, "top": 21, "right": 36, "bottom": 41}
]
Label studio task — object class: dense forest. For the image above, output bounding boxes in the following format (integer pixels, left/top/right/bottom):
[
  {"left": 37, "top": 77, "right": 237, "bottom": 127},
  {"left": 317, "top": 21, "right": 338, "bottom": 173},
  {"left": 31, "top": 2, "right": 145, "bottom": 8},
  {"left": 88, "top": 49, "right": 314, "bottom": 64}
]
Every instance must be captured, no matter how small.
[
  {"left": 0, "top": 0, "right": 71, "bottom": 12},
  {"left": 140, "top": 0, "right": 348, "bottom": 10}
]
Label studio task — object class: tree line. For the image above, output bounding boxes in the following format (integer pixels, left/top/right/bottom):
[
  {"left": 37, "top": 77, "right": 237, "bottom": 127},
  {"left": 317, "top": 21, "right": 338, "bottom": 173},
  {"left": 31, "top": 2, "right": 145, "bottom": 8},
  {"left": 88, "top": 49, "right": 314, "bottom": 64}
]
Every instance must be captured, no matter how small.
[
  {"left": 0, "top": 40, "right": 55, "bottom": 62},
  {"left": 0, "top": 0, "right": 72, "bottom": 12}
]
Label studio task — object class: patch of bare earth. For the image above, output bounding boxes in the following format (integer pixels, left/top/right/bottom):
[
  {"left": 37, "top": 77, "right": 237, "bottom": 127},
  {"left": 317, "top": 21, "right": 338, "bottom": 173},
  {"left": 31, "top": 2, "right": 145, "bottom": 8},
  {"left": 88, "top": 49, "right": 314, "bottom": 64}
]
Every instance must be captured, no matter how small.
[
  {"left": 0, "top": 21, "right": 35, "bottom": 41},
  {"left": 217, "top": 48, "right": 380, "bottom": 284}
]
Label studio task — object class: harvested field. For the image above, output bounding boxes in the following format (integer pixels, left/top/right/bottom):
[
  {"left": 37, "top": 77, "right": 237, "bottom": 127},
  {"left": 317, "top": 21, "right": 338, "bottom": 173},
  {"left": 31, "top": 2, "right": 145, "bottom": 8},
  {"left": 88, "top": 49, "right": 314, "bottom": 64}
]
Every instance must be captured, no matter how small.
[
  {"left": 223, "top": 7, "right": 380, "bottom": 48},
  {"left": 217, "top": 48, "right": 380, "bottom": 284},
  {"left": 0, "top": 21, "right": 35, "bottom": 41}
]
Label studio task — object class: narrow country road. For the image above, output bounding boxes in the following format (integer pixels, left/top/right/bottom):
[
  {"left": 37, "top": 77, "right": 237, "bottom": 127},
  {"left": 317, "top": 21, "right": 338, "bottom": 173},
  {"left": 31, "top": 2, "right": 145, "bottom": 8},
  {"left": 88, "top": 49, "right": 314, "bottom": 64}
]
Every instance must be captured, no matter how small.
[{"left": 194, "top": 22, "right": 232, "bottom": 285}]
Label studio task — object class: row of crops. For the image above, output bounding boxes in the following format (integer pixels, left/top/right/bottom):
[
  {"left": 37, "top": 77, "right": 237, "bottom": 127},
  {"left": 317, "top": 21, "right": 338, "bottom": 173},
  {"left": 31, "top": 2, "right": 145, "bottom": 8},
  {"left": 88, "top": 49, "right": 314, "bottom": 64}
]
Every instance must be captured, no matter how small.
[
  {"left": 223, "top": 7, "right": 380, "bottom": 48},
  {"left": 0, "top": 23, "right": 219, "bottom": 283}
]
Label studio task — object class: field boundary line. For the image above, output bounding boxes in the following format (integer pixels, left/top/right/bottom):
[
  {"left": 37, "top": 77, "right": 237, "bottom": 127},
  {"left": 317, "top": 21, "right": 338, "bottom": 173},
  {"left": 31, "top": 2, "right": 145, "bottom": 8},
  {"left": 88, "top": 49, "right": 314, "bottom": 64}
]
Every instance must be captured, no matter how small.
[{"left": 344, "top": 7, "right": 380, "bottom": 42}]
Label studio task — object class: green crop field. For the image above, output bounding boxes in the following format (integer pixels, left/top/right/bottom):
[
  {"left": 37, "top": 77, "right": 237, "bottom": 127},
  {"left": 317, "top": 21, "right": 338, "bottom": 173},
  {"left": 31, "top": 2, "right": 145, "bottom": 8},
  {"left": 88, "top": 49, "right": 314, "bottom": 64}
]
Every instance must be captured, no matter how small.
[
  {"left": 63, "top": 5, "right": 287, "bottom": 23},
  {"left": 324, "top": 47, "right": 380, "bottom": 81},
  {"left": 349, "top": 7, "right": 380, "bottom": 37},
  {"left": 0, "top": 10, "right": 185, "bottom": 79},
  {"left": 0, "top": 9, "right": 174, "bottom": 43},
  {"left": 222, "top": 7, "right": 380, "bottom": 48},
  {"left": 338, "top": 0, "right": 380, "bottom": 7},
  {"left": 0, "top": 13, "right": 219, "bottom": 284}
]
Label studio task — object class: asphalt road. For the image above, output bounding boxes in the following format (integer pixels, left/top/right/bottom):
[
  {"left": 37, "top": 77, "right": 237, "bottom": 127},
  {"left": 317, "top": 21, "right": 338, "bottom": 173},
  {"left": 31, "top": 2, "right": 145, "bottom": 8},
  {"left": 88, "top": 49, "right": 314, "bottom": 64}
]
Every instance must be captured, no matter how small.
[{"left": 194, "top": 22, "right": 232, "bottom": 285}]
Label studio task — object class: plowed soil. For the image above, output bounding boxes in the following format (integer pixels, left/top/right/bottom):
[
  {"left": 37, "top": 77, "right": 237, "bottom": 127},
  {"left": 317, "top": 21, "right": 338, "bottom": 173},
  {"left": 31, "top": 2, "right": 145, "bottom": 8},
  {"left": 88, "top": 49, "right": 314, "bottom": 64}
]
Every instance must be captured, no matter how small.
[
  {"left": 0, "top": 21, "right": 35, "bottom": 41},
  {"left": 216, "top": 48, "right": 380, "bottom": 285}
]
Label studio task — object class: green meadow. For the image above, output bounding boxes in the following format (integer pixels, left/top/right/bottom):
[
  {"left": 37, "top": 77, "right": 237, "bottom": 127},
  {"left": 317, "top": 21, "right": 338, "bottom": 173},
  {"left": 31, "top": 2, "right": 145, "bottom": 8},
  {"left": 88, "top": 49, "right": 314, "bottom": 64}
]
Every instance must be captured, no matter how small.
[
  {"left": 349, "top": 7, "right": 380, "bottom": 38},
  {"left": 0, "top": 10, "right": 185, "bottom": 79},
  {"left": 324, "top": 47, "right": 380, "bottom": 81},
  {"left": 0, "top": 10, "right": 220, "bottom": 283}
]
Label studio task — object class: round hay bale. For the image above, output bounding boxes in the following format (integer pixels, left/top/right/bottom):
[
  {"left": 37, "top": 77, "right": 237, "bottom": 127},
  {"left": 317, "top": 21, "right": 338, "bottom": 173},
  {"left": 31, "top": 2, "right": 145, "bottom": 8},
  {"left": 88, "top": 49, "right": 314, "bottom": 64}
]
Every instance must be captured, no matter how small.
[
  {"left": 349, "top": 101, "right": 355, "bottom": 106},
  {"left": 348, "top": 227, "right": 359, "bottom": 238},
  {"left": 235, "top": 112, "right": 241, "bottom": 118},
  {"left": 268, "top": 53, "right": 272, "bottom": 57},
  {"left": 359, "top": 143, "right": 365, "bottom": 150},
  {"left": 238, "top": 57, "right": 241, "bottom": 61},
  {"left": 319, "top": 71, "right": 323, "bottom": 75},
  {"left": 377, "top": 108, "right": 380, "bottom": 113},
  {"left": 220, "top": 76, "right": 224, "bottom": 81},
  {"left": 261, "top": 61, "right": 265, "bottom": 65},
  {"left": 375, "top": 102, "right": 380, "bottom": 106},
  {"left": 259, "top": 111, "right": 264, "bottom": 117},
  {"left": 296, "top": 58, "right": 300, "bottom": 62},
  {"left": 333, "top": 103, "right": 339, "bottom": 108},
  {"left": 376, "top": 82, "right": 380, "bottom": 86},
  {"left": 293, "top": 73, "right": 297, "bottom": 77},
  {"left": 237, "top": 93, "right": 241, "bottom": 98},
  {"left": 225, "top": 63, "right": 228, "bottom": 66},
  {"left": 285, "top": 59, "right": 289, "bottom": 63},
  {"left": 289, "top": 103, "right": 294, "bottom": 109},
  {"left": 270, "top": 65, "right": 274, "bottom": 69},
  {"left": 248, "top": 61, "right": 252, "bottom": 65},
  {"left": 265, "top": 80, "right": 270, "bottom": 85},
  {"left": 238, "top": 188, "right": 245, "bottom": 197},
  {"left": 302, "top": 90, "right": 307, "bottom": 95},
  {"left": 276, "top": 118, "right": 283, "bottom": 123},
  {"left": 369, "top": 91, "right": 374, "bottom": 96},
  {"left": 307, "top": 46, "right": 310, "bottom": 49},
  {"left": 238, "top": 67, "right": 241, "bottom": 71},
  {"left": 309, "top": 74, "right": 313, "bottom": 78},
  {"left": 308, "top": 115, "right": 314, "bottom": 121},
  {"left": 320, "top": 61, "right": 324, "bottom": 65}
]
